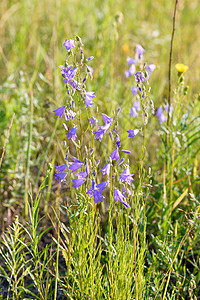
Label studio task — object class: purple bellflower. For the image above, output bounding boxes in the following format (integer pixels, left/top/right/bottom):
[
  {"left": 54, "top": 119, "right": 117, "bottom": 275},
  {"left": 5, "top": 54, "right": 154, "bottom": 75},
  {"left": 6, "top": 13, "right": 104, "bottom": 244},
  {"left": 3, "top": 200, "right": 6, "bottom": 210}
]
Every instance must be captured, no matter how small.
[
  {"left": 72, "top": 178, "right": 85, "bottom": 188},
  {"left": 55, "top": 164, "right": 68, "bottom": 173},
  {"left": 156, "top": 107, "right": 167, "bottom": 124},
  {"left": 96, "top": 181, "right": 108, "bottom": 192},
  {"left": 146, "top": 64, "right": 156, "bottom": 72},
  {"left": 127, "top": 129, "right": 139, "bottom": 138},
  {"left": 131, "top": 86, "right": 138, "bottom": 96},
  {"left": 114, "top": 188, "right": 130, "bottom": 208},
  {"left": 69, "top": 157, "right": 83, "bottom": 173},
  {"left": 133, "top": 101, "right": 141, "bottom": 111},
  {"left": 102, "top": 113, "right": 113, "bottom": 124},
  {"left": 127, "top": 57, "right": 137, "bottom": 65},
  {"left": 120, "top": 168, "right": 134, "bottom": 184},
  {"left": 110, "top": 148, "right": 120, "bottom": 161},
  {"left": 63, "top": 39, "right": 75, "bottom": 51},
  {"left": 136, "top": 44, "right": 145, "bottom": 57},
  {"left": 66, "top": 127, "right": 77, "bottom": 140},
  {"left": 130, "top": 106, "right": 138, "bottom": 118},
  {"left": 53, "top": 106, "right": 65, "bottom": 119},
  {"left": 124, "top": 64, "right": 136, "bottom": 78},
  {"left": 93, "top": 123, "right": 110, "bottom": 142},
  {"left": 100, "top": 162, "right": 111, "bottom": 176},
  {"left": 85, "top": 92, "right": 96, "bottom": 109},
  {"left": 54, "top": 172, "right": 67, "bottom": 183}
]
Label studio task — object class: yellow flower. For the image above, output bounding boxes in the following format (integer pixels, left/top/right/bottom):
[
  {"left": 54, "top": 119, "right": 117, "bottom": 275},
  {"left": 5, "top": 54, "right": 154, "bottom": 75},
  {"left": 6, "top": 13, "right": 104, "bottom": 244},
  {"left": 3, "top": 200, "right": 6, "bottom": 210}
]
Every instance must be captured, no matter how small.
[
  {"left": 175, "top": 63, "right": 189, "bottom": 73},
  {"left": 122, "top": 44, "right": 129, "bottom": 54}
]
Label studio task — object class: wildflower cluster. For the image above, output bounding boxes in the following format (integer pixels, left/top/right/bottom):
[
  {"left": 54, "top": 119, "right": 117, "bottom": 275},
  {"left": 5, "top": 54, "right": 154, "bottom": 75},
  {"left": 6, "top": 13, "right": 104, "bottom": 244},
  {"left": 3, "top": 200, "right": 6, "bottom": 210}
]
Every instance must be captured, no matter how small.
[
  {"left": 53, "top": 37, "right": 153, "bottom": 208},
  {"left": 124, "top": 44, "right": 155, "bottom": 123}
]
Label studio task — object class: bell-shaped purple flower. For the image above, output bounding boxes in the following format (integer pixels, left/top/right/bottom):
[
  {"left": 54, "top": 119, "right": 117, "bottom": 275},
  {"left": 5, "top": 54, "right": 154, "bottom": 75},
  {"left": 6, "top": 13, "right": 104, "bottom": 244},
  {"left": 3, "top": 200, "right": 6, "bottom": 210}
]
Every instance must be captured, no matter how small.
[
  {"left": 127, "top": 129, "right": 139, "bottom": 138},
  {"left": 96, "top": 181, "right": 108, "bottom": 193},
  {"left": 127, "top": 57, "right": 137, "bottom": 65},
  {"left": 133, "top": 101, "right": 141, "bottom": 111},
  {"left": 54, "top": 172, "right": 67, "bottom": 183},
  {"left": 124, "top": 64, "right": 136, "bottom": 78},
  {"left": 93, "top": 123, "right": 110, "bottom": 141},
  {"left": 136, "top": 44, "right": 145, "bottom": 56},
  {"left": 100, "top": 162, "right": 111, "bottom": 176},
  {"left": 120, "top": 168, "right": 134, "bottom": 184},
  {"left": 114, "top": 188, "right": 130, "bottom": 208},
  {"left": 69, "top": 157, "right": 83, "bottom": 173},
  {"left": 63, "top": 39, "right": 75, "bottom": 51},
  {"left": 72, "top": 178, "right": 85, "bottom": 188},
  {"left": 110, "top": 148, "right": 120, "bottom": 161},
  {"left": 53, "top": 106, "right": 65, "bottom": 119},
  {"left": 102, "top": 113, "right": 113, "bottom": 124},
  {"left": 85, "top": 91, "right": 96, "bottom": 109},
  {"left": 130, "top": 106, "right": 138, "bottom": 118},
  {"left": 131, "top": 86, "right": 138, "bottom": 96},
  {"left": 55, "top": 164, "right": 68, "bottom": 173},
  {"left": 94, "top": 190, "right": 104, "bottom": 203},
  {"left": 66, "top": 127, "right": 77, "bottom": 140},
  {"left": 146, "top": 64, "right": 156, "bottom": 72}
]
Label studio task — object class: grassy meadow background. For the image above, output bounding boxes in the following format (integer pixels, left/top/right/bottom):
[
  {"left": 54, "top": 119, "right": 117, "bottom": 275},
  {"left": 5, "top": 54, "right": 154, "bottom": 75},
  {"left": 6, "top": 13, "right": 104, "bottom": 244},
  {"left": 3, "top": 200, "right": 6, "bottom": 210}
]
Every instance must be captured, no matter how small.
[{"left": 0, "top": 0, "right": 200, "bottom": 299}]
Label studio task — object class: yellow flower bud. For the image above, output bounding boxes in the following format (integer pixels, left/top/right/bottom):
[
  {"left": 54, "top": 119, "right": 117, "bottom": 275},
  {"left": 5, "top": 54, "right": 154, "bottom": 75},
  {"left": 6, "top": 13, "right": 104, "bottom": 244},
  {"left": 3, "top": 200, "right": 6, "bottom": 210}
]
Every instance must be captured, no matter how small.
[{"left": 175, "top": 63, "right": 189, "bottom": 73}]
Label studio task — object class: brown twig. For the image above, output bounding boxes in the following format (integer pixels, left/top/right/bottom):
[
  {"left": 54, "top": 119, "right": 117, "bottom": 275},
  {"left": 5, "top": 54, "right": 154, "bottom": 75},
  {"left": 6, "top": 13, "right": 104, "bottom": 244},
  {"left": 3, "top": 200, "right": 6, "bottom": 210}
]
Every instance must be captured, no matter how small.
[
  {"left": 0, "top": 113, "right": 15, "bottom": 168},
  {"left": 167, "top": 0, "right": 179, "bottom": 126}
]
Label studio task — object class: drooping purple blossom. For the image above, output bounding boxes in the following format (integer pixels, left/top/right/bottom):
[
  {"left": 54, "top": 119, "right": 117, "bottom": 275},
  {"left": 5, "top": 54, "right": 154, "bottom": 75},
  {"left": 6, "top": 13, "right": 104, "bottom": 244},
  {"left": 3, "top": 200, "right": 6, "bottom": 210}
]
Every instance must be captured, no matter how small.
[
  {"left": 102, "top": 113, "right": 113, "bottom": 124},
  {"left": 85, "top": 92, "right": 96, "bottom": 109},
  {"left": 69, "top": 158, "right": 83, "bottom": 173},
  {"left": 66, "top": 127, "right": 77, "bottom": 140},
  {"left": 63, "top": 39, "right": 75, "bottom": 51},
  {"left": 54, "top": 172, "right": 67, "bottom": 183},
  {"left": 72, "top": 178, "right": 85, "bottom": 188},
  {"left": 114, "top": 188, "right": 130, "bottom": 208},
  {"left": 130, "top": 106, "right": 138, "bottom": 118},
  {"left": 93, "top": 123, "right": 110, "bottom": 141},
  {"left": 55, "top": 164, "right": 68, "bottom": 173},
  {"left": 136, "top": 44, "right": 145, "bottom": 56},
  {"left": 89, "top": 116, "right": 98, "bottom": 126},
  {"left": 100, "top": 162, "right": 111, "bottom": 176},
  {"left": 124, "top": 64, "right": 136, "bottom": 78},
  {"left": 110, "top": 148, "right": 120, "bottom": 161},
  {"left": 53, "top": 106, "right": 65, "bottom": 119},
  {"left": 127, "top": 57, "right": 137, "bottom": 65},
  {"left": 120, "top": 168, "right": 134, "bottom": 184},
  {"left": 156, "top": 107, "right": 167, "bottom": 124},
  {"left": 94, "top": 190, "right": 104, "bottom": 203},
  {"left": 164, "top": 104, "right": 173, "bottom": 116},
  {"left": 146, "top": 64, "right": 156, "bottom": 72},
  {"left": 133, "top": 101, "right": 141, "bottom": 111},
  {"left": 127, "top": 129, "right": 139, "bottom": 138},
  {"left": 96, "top": 181, "right": 108, "bottom": 192},
  {"left": 131, "top": 86, "right": 138, "bottom": 96},
  {"left": 75, "top": 171, "right": 88, "bottom": 179}
]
